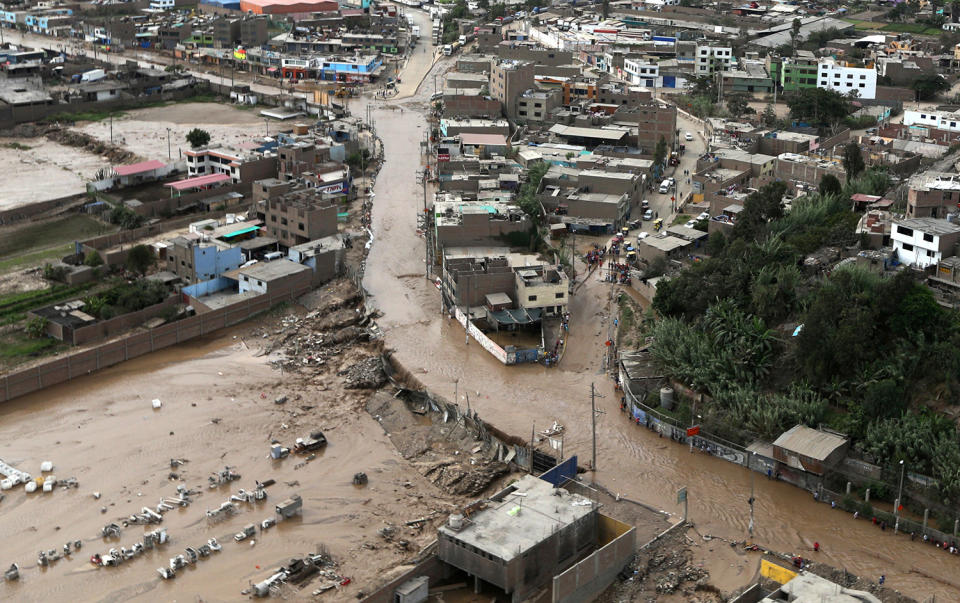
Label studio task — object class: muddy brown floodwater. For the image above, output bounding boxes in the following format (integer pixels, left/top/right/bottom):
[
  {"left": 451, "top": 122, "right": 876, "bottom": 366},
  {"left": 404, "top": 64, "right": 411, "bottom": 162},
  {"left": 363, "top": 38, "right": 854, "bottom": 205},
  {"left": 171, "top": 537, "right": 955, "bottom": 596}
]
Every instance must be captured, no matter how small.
[
  {"left": 0, "top": 326, "right": 470, "bottom": 602},
  {"left": 359, "top": 59, "right": 960, "bottom": 600}
]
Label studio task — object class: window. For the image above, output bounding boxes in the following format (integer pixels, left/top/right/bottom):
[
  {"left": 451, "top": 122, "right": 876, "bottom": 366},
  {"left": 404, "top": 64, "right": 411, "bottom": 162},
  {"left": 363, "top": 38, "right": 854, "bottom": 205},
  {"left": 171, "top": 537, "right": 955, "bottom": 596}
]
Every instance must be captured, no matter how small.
[
  {"left": 519, "top": 110, "right": 527, "bottom": 116},
  {"left": 901, "top": 243, "right": 914, "bottom": 251},
  {"left": 528, "top": 295, "right": 537, "bottom": 302},
  {"left": 859, "top": 84, "right": 865, "bottom": 88},
  {"left": 298, "top": 222, "right": 304, "bottom": 231},
  {"left": 820, "top": 80, "right": 827, "bottom": 86},
  {"left": 281, "top": 217, "right": 287, "bottom": 226},
  {"left": 860, "top": 75, "right": 866, "bottom": 80},
  {"left": 555, "top": 292, "right": 564, "bottom": 299},
  {"left": 847, "top": 74, "right": 853, "bottom": 79},
  {"left": 923, "top": 233, "right": 934, "bottom": 242},
  {"left": 897, "top": 225, "right": 913, "bottom": 237}
]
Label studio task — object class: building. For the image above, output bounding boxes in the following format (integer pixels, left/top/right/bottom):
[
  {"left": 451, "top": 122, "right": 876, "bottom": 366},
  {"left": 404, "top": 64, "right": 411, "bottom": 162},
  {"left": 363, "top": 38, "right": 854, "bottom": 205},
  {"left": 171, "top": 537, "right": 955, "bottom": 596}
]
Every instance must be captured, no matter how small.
[
  {"left": 239, "top": 0, "right": 338, "bottom": 15},
  {"left": 612, "top": 102, "right": 678, "bottom": 154},
  {"left": 768, "top": 50, "right": 818, "bottom": 93},
  {"left": 720, "top": 61, "right": 774, "bottom": 94},
  {"left": 441, "top": 251, "right": 569, "bottom": 318},
  {"left": 235, "top": 259, "right": 313, "bottom": 295},
  {"left": 772, "top": 425, "right": 849, "bottom": 476},
  {"left": 287, "top": 235, "right": 344, "bottom": 283},
  {"left": 437, "top": 475, "right": 598, "bottom": 602},
  {"left": 164, "top": 236, "right": 244, "bottom": 284},
  {"left": 184, "top": 145, "right": 277, "bottom": 184},
  {"left": 694, "top": 45, "right": 732, "bottom": 76},
  {"left": 263, "top": 193, "right": 338, "bottom": 247},
  {"left": 891, "top": 218, "right": 960, "bottom": 269},
  {"left": 433, "top": 198, "right": 531, "bottom": 251},
  {"left": 906, "top": 171, "right": 960, "bottom": 218},
  {"left": 516, "top": 89, "right": 560, "bottom": 123},
  {"left": 490, "top": 59, "right": 535, "bottom": 120},
  {"left": 903, "top": 109, "right": 960, "bottom": 134},
  {"left": 759, "top": 571, "right": 880, "bottom": 603},
  {"left": 817, "top": 58, "right": 877, "bottom": 100},
  {"left": 623, "top": 59, "right": 659, "bottom": 88}
]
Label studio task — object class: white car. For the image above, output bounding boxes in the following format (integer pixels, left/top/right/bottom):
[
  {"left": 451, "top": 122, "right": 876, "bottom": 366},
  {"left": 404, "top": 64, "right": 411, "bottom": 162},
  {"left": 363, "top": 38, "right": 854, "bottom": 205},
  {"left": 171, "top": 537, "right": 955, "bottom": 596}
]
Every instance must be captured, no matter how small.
[
  {"left": 637, "top": 232, "right": 649, "bottom": 242},
  {"left": 696, "top": 212, "right": 710, "bottom": 221},
  {"left": 684, "top": 132, "right": 694, "bottom": 141},
  {"left": 642, "top": 209, "right": 654, "bottom": 221}
]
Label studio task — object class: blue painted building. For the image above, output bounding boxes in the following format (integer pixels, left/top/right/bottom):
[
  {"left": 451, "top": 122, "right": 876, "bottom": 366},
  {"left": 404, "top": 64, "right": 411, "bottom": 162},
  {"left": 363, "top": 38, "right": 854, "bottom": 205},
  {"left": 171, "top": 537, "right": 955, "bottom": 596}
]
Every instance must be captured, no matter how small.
[{"left": 317, "top": 54, "right": 381, "bottom": 82}]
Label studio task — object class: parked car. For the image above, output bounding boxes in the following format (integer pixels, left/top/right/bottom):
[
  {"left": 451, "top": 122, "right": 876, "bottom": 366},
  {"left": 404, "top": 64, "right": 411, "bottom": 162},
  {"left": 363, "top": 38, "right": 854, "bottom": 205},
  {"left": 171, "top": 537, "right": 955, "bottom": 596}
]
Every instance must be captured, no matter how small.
[
  {"left": 685, "top": 132, "right": 694, "bottom": 141},
  {"left": 696, "top": 212, "right": 710, "bottom": 221}
]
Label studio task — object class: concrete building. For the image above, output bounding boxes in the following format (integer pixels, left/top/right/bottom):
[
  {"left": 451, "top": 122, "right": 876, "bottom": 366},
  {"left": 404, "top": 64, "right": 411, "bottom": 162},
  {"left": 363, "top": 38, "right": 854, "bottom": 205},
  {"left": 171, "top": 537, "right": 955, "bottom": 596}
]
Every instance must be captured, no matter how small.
[
  {"left": 775, "top": 152, "right": 844, "bottom": 188},
  {"left": 891, "top": 218, "right": 960, "bottom": 269},
  {"left": 184, "top": 145, "right": 278, "bottom": 184},
  {"left": 441, "top": 252, "right": 569, "bottom": 318},
  {"left": 760, "top": 571, "right": 880, "bottom": 602},
  {"left": 164, "top": 236, "right": 244, "bottom": 284},
  {"left": 903, "top": 109, "right": 960, "bottom": 135},
  {"left": 695, "top": 45, "right": 732, "bottom": 76},
  {"left": 906, "top": 171, "right": 960, "bottom": 218},
  {"left": 263, "top": 192, "right": 338, "bottom": 247},
  {"left": 612, "top": 102, "right": 678, "bottom": 154},
  {"left": 767, "top": 50, "right": 818, "bottom": 93},
  {"left": 516, "top": 89, "right": 561, "bottom": 123},
  {"left": 437, "top": 475, "right": 598, "bottom": 602},
  {"left": 720, "top": 60, "right": 774, "bottom": 94},
  {"left": 433, "top": 198, "right": 531, "bottom": 250},
  {"left": 817, "top": 58, "right": 877, "bottom": 100},
  {"left": 234, "top": 259, "right": 313, "bottom": 295},
  {"left": 287, "top": 235, "right": 344, "bottom": 283},
  {"left": 623, "top": 59, "right": 659, "bottom": 88},
  {"left": 490, "top": 59, "right": 535, "bottom": 120}
]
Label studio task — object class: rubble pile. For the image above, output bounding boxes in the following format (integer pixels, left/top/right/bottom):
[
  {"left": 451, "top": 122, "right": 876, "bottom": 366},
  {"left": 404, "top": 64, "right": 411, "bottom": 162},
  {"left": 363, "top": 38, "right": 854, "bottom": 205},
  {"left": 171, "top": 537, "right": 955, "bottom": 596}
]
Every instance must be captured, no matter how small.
[
  {"left": 7, "top": 124, "right": 140, "bottom": 164},
  {"left": 340, "top": 356, "right": 386, "bottom": 390},
  {"left": 422, "top": 460, "right": 509, "bottom": 497}
]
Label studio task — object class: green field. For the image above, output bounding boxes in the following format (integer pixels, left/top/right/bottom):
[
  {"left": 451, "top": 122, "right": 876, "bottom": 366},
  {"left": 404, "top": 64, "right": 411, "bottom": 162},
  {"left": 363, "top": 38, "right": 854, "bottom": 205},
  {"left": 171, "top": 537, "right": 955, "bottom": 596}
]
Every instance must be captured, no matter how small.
[
  {"left": 843, "top": 18, "right": 942, "bottom": 35},
  {"left": 0, "top": 215, "right": 115, "bottom": 272}
]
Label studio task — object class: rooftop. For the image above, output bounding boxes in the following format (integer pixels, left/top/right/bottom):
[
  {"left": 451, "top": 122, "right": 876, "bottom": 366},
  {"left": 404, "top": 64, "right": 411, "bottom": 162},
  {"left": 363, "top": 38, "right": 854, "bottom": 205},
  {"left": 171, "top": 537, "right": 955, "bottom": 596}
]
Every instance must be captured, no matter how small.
[
  {"left": 908, "top": 171, "right": 960, "bottom": 192},
  {"left": 235, "top": 259, "right": 312, "bottom": 281},
  {"left": 549, "top": 124, "right": 628, "bottom": 142},
  {"left": 895, "top": 217, "right": 960, "bottom": 236},
  {"left": 773, "top": 425, "right": 848, "bottom": 462},
  {"left": 165, "top": 173, "right": 231, "bottom": 191},
  {"left": 115, "top": 159, "right": 166, "bottom": 177},
  {"left": 460, "top": 133, "right": 508, "bottom": 147},
  {"left": 438, "top": 475, "right": 596, "bottom": 562},
  {"left": 762, "top": 571, "right": 880, "bottom": 603},
  {"left": 639, "top": 235, "right": 690, "bottom": 253}
]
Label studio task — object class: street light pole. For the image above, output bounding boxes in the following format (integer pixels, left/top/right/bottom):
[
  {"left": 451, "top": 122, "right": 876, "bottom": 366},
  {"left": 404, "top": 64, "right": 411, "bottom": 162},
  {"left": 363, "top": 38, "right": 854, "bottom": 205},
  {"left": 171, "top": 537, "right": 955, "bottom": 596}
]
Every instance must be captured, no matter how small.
[
  {"left": 895, "top": 459, "right": 905, "bottom": 534},
  {"left": 749, "top": 451, "right": 756, "bottom": 539}
]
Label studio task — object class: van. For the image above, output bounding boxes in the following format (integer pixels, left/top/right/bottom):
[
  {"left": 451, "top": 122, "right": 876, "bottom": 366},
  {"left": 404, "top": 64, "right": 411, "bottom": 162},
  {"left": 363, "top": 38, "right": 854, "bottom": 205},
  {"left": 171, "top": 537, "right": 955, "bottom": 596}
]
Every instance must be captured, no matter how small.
[
  {"left": 264, "top": 251, "right": 283, "bottom": 261},
  {"left": 658, "top": 180, "right": 670, "bottom": 194}
]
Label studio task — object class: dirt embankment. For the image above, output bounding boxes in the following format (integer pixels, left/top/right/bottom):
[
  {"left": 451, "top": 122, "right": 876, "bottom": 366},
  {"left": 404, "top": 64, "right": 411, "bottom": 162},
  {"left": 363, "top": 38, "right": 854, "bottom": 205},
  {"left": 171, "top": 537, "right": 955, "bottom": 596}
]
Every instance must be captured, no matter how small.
[
  {"left": 366, "top": 392, "right": 512, "bottom": 498},
  {"left": 6, "top": 122, "right": 140, "bottom": 165}
]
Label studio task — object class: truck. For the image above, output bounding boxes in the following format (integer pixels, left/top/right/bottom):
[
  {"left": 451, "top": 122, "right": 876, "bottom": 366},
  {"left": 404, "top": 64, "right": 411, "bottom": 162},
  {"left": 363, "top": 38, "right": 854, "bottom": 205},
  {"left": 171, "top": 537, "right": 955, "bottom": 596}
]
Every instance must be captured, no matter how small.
[
  {"left": 443, "top": 44, "right": 453, "bottom": 56},
  {"left": 293, "top": 430, "right": 327, "bottom": 453},
  {"left": 412, "top": 25, "right": 420, "bottom": 37},
  {"left": 72, "top": 68, "right": 105, "bottom": 83},
  {"left": 458, "top": 34, "right": 467, "bottom": 45}
]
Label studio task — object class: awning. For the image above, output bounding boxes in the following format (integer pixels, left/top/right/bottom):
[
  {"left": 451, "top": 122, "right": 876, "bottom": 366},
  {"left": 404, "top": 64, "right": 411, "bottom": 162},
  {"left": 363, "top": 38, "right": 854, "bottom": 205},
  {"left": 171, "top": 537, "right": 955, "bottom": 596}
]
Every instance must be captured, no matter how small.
[
  {"left": 164, "top": 173, "right": 230, "bottom": 191},
  {"left": 219, "top": 225, "right": 260, "bottom": 239},
  {"left": 267, "top": 67, "right": 277, "bottom": 72},
  {"left": 488, "top": 307, "right": 543, "bottom": 326}
]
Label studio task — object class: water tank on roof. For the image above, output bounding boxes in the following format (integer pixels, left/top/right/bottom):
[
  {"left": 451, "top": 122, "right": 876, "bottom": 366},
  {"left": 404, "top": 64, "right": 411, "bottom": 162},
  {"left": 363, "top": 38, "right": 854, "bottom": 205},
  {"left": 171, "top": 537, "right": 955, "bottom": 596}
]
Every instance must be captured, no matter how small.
[{"left": 448, "top": 513, "right": 464, "bottom": 530}]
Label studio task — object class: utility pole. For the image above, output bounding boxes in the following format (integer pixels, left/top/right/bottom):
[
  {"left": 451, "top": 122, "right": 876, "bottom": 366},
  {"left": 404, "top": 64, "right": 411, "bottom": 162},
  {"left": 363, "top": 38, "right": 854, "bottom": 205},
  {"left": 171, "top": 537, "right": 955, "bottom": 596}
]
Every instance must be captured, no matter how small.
[
  {"left": 109, "top": 113, "right": 113, "bottom": 144},
  {"left": 748, "top": 451, "right": 756, "bottom": 539},
  {"left": 166, "top": 127, "right": 171, "bottom": 160},
  {"left": 895, "top": 459, "right": 905, "bottom": 534},
  {"left": 591, "top": 383, "right": 597, "bottom": 472}
]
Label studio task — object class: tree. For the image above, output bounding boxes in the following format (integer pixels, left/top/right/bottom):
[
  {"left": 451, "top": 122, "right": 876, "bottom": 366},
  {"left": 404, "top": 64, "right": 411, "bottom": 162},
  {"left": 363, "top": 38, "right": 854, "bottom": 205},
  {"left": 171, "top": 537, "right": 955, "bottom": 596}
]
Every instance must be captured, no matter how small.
[
  {"left": 84, "top": 250, "right": 104, "bottom": 267},
  {"left": 185, "top": 128, "right": 211, "bottom": 149},
  {"left": 653, "top": 136, "right": 668, "bottom": 167},
  {"left": 842, "top": 142, "right": 865, "bottom": 182},
  {"left": 818, "top": 174, "right": 843, "bottom": 197},
  {"left": 761, "top": 104, "right": 778, "bottom": 127},
  {"left": 726, "top": 94, "right": 753, "bottom": 117},
  {"left": 732, "top": 181, "right": 787, "bottom": 241},
  {"left": 126, "top": 244, "right": 155, "bottom": 276},
  {"left": 791, "top": 18, "right": 802, "bottom": 53},
  {"left": 912, "top": 74, "right": 950, "bottom": 101},
  {"left": 786, "top": 87, "right": 851, "bottom": 125}
]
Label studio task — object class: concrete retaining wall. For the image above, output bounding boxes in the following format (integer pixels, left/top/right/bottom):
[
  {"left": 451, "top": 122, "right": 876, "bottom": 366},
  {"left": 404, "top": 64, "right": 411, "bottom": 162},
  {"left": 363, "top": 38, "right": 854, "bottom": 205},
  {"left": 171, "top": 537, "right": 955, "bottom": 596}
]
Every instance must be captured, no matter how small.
[{"left": 551, "top": 522, "right": 636, "bottom": 603}]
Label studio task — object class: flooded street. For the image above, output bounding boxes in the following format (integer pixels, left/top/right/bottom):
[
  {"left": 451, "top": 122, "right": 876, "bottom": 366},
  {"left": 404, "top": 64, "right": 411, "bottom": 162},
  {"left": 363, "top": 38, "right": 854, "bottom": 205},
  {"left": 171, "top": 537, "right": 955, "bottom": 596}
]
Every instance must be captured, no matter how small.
[{"left": 360, "top": 40, "right": 960, "bottom": 601}]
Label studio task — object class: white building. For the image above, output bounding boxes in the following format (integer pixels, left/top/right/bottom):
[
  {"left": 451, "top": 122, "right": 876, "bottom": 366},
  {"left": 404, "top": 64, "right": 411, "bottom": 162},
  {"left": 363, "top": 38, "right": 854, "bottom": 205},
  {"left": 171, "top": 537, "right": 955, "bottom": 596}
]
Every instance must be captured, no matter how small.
[
  {"left": 623, "top": 59, "right": 659, "bottom": 88},
  {"left": 817, "top": 59, "right": 876, "bottom": 99},
  {"left": 149, "top": 0, "right": 175, "bottom": 9},
  {"left": 695, "top": 45, "right": 732, "bottom": 76},
  {"left": 903, "top": 109, "right": 960, "bottom": 133},
  {"left": 891, "top": 218, "right": 960, "bottom": 268}
]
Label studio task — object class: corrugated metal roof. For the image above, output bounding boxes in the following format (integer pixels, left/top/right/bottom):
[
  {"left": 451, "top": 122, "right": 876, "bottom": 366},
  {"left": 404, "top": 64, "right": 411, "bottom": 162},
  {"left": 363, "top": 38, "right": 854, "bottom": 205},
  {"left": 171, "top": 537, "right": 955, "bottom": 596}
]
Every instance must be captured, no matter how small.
[{"left": 773, "top": 425, "right": 847, "bottom": 461}]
